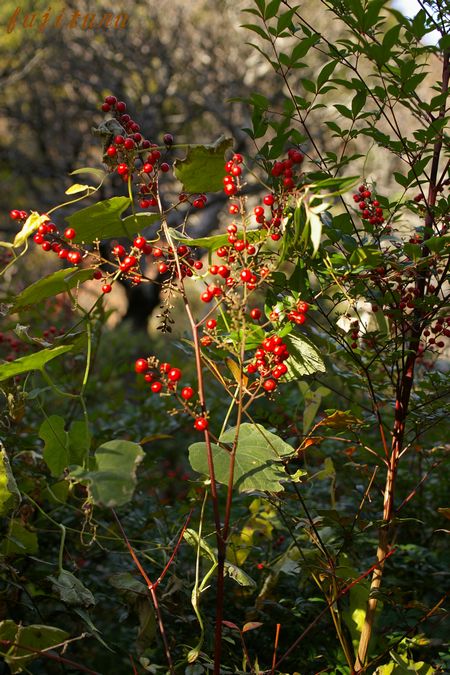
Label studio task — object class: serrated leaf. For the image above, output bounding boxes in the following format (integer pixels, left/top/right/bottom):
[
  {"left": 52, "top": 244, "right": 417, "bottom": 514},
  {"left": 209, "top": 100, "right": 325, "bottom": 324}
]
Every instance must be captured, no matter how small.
[
  {"left": 0, "top": 345, "right": 74, "bottom": 383},
  {"left": 65, "top": 196, "right": 132, "bottom": 244},
  {"left": 39, "top": 415, "right": 69, "bottom": 477},
  {"left": 13, "top": 212, "right": 50, "bottom": 248},
  {"left": 189, "top": 423, "right": 295, "bottom": 493},
  {"left": 49, "top": 569, "right": 95, "bottom": 607},
  {"left": 283, "top": 334, "right": 326, "bottom": 379},
  {"left": 13, "top": 267, "right": 94, "bottom": 310},
  {"left": 173, "top": 136, "right": 233, "bottom": 193},
  {"left": 0, "top": 445, "right": 20, "bottom": 516},
  {"left": 70, "top": 440, "right": 144, "bottom": 507}
]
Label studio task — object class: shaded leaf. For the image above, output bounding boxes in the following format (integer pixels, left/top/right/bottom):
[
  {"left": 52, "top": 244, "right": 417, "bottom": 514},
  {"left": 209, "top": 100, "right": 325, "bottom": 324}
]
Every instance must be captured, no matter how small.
[
  {"left": 0, "top": 621, "right": 69, "bottom": 674},
  {"left": 70, "top": 440, "right": 144, "bottom": 507},
  {"left": 13, "top": 267, "right": 94, "bottom": 310},
  {"left": 39, "top": 415, "right": 68, "bottom": 477},
  {"left": 49, "top": 569, "right": 95, "bottom": 607},
  {"left": 0, "top": 444, "right": 20, "bottom": 516},
  {"left": 173, "top": 136, "right": 233, "bottom": 192}
]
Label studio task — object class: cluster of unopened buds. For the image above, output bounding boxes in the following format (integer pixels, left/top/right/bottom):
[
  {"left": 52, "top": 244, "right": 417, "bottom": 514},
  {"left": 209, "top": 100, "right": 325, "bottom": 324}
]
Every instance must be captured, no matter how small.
[
  {"left": 352, "top": 184, "right": 388, "bottom": 229},
  {"left": 134, "top": 357, "right": 208, "bottom": 431}
]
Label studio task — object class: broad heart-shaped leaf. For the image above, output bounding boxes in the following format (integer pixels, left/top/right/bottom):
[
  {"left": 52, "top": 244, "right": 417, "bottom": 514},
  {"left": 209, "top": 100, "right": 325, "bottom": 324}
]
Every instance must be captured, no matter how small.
[
  {"left": 49, "top": 569, "right": 95, "bottom": 608},
  {"left": 283, "top": 333, "right": 326, "bottom": 379},
  {"left": 168, "top": 227, "right": 266, "bottom": 252},
  {"left": 0, "top": 620, "right": 69, "bottom": 674},
  {"left": 13, "top": 267, "right": 94, "bottom": 310},
  {"left": 65, "top": 196, "right": 132, "bottom": 243},
  {"left": 39, "top": 415, "right": 68, "bottom": 477},
  {"left": 0, "top": 445, "right": 20, "bottom": 516},
  {"left": 189, "top": 423, "right": 295, "bottom": 493},
  {"left": 67, "top": 420, "right": 91, "bottom": 466},
  {"left": 173, "top": 136, "right": 233, "bottom": 192},
  {"left": 70, "top": 440, "right": 144, "bottom": 507},
  {"left": 13, "top": 212, "right": 49, "bottom": 248},
  {"left": 0, "top": 345, "right": 74, "bottom": 383}
]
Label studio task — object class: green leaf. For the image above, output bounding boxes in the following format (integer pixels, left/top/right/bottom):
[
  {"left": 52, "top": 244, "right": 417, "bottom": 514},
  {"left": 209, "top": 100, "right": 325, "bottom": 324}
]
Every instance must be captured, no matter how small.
[
  {"left": 65, "top": 196, "right": 132, "bottom": 244},
  {"left": 183, "top": 528, "right": 218, "bottom": 564},
  {"left": 173, "top": 136, "right": 233, "bottom": 193},
  {"left": 39, "top": 415, "right": 68, "bottom": 477},
  {"left": 0, "top": 445, "right": 20, "bottom": 516},
  {"left": 13, "top": 267, "right": 94, "bottom": 310},
  {"left": 283, "top": 333, "right": 326, "bottom": 379},
  {"left": 240, "top": 24, "right": 270, "bottom": 41},
  {"left": 68, "top": 420, "right": 91, "bottom": 466},
  {"left": 49, "top": 569, "right": 95, "bottom": 607},
  {"left": 65, "top": 183, "right": 92, "bottom": 195},
  {"left": 13, "top": 212, "right": 51, "bottom": 248},
  {"left": 70, "top": 167, "right": 106, "bottom": 180},
  {"left": 317, "top": 60, "right": 337, "bottom": 90},
  {"left": 3, "top": 519, "right": 38, "bottom": 556},
  {"left": 225, "top": 562, "right": 256, "bottom": 588},
  {"left": 168, "top": 227, "right": 266, "bottom": 251},
  {"left": 122, "top": 212, "right": 160, "bottom": 233},
  {"left": 189, "top": 423, "right": 296, "bottom": 493},
  {"left": 0, "top": 345, "right": 74, "bottom": 383},
  {"left": 0, "top": 621, "right": 69, "bottom": 674},
  {"left": 276, "top": 7, "right": 296, "bottom": 33},
  {"left": 70, "top": 440, "right": 144, "bottom": 507}
]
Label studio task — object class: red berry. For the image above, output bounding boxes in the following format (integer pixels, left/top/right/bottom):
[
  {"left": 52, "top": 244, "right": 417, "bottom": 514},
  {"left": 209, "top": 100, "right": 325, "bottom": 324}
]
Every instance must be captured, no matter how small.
[
  {"left": 263, "top": 194, "right": 275, "bottom": 206},
  {"left": 168, "top": 367, "right": 182, "bottom": 382},
  {"left": 240, "top": 269, "right": 252, "bottom": 282},
  {"left": 263, "top": 379, "right": 277, "bottom": 392},
  {"left": 135, "top": 358, "right": 148, "bottom": 374},
  {"left": 114, "top": 135, "right": 125, "bottom": 145},
  {"left": 206, "top": 319, "right": 217, "bottom": 330},
  {"left": 9, "top": 209, "right": 21, "bottom": 220},
  {"left": 151, "top": 381, "right": 163, "bottom": 393},
  {"left": 250, "top": 308, "right": 261, "bottom": 320},
  {"left": 134, "top": 236, "right": 146, "bottom": 249},
  {"left": 194, "top": 416, "right": 208, "bottom": 431},
  {"left": 181, "top": 386, "right": 194, "bottom": 400},
  {"left": 101, "top": 103, "right": 111, "bottom": 112},
  {"left": 102, "top": 283, "right": 112, "bottom": 294},
  {"left": 194, "top": 260, "right": 203, "bottom": 270},
  {"left": 201, "top": 290, "right": 213, "bottom": 303},
  {"left": 116, "top": 101, "right": 127, "bottom": 112},
  {"left": 296, "top": 301, "right": 309, "bottom": 313},
  {"left": 106, "top": 146, "right": 117, "bottom": 157},
  {"left": 160, "top": 162, "right": 170, "bottom": 173},
  {"left": 64, "top": 228, "right": 76, "bottom": 240},
  {"left": 124, "top": 138, "right": 135, "bottom": 150}
]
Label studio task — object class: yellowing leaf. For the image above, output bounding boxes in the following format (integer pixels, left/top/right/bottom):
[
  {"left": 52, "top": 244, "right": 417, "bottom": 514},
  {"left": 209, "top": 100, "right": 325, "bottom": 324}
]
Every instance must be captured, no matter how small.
[
  {"left": 65, "top": 183, "right": 92, "bottom": 195},
  {"left": 13, "top": 212, "right": 49, "bottom": 248}
]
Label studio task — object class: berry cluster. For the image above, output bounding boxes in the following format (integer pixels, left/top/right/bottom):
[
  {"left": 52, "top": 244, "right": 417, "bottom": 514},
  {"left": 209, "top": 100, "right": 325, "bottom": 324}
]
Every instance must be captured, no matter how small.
[
  {"left": 270, "top": 148, "right": 305, "bottom": 192},
  {"left": 134, "top": 357, "right": 208, "bottom": 430},
  {"left": 352, "top": 184, "right": 387, "bottom": 228},
  {"left": 245, "top": 334, "right": 290, "bottom": 392}
]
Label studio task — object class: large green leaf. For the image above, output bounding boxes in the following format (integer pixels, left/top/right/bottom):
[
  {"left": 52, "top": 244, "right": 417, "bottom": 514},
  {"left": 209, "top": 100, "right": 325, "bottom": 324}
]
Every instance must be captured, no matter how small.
[
  {"left": 0, "top": 345, "right": 74, "bottom": 382},
  {"left": 189, "top": 423, "right": 297, "bottom": 493},
  {"left": 0, "top": 620, "right": 69, "bottom": 674},
  {"left": 173, "top": 136, "right": 233, "bottom": 192},
  {"left": 65, "top": 197, "right": 132, "bottom": 243},
  {"left": 13, "top": 267, "right": 94, "bottom": 310},
  {"left": 39, "top": 415, "right": 68, "bottom": 477},
  {"left": 70, "top": 440, "right": 144, "bottom": 507},
  {"left": 284, "top": 333, "right": 326, "bottom": 378},
  {"left": 0, "top": 445, "right": 20, "bottom": 516}
]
